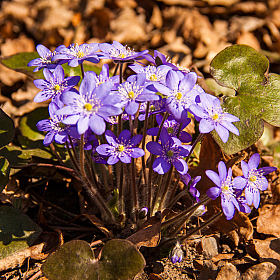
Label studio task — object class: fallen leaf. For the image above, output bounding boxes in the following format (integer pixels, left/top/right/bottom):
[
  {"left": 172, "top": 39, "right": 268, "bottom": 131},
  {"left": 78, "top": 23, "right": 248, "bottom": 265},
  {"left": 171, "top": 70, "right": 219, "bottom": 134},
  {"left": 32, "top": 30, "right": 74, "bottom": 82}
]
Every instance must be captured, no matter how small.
[
  {"left": 216, "top": 263, "right": 239, "bottom": 280},
  {"left": 257, "top": 204, "right": 280, "bottom": 238},
  {"left": 127, "top": 216, "right": 161, "bottom": 248},
  {"left": 238, "top": 262, "right": 277, "bottom": 280},
  {"left": 196, "top": 236, "right": 219, "bottom": 259},
  {"left": 0, "top": 243, "right": 45, "bottom": 271}
]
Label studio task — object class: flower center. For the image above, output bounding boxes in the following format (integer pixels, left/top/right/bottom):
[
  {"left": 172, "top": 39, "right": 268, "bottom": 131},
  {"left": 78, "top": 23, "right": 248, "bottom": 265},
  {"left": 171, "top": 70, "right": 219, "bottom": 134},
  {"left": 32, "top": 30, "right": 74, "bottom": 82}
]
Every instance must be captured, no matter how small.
[
  {"left": 167, "top": 150, "right": 174, "bottom": 157},
  {"left": 128, "top": 91, "right": 134, "bottom": 99},
  {"left": 54, "top": 84, "right": 60, "bottom": 91},
  {"left": 176, "top": 92, "right": 183, "bottom": 100},
  {"left": 167, "top": 127, "right": 174, "bottom": 134},
  {"left": 59, "top": 122, "right": 66, "bottom": 129},
  {"left": 212, "top": 113, "right": 219, "bottom": 121},
  {"left": 150, "top": 74, "right": 158, "bottom": 81},
  {"left": 77, "top": 51, "right": 84, "bottom": 58},
  {"left": 119, "top": 53, "right": 125, "bottom": 58},
  {"left": 150, "top": 105, "right": 155, "bottom": 111},
  {"left": 222, "top": 185, "right": 229, "bottom": 192},
  {"left": 84, "top": 103, "right": 93, "bottom": 111},
  {"left": 118, "top": 144, "right": 125, "bottom": 152},
  {"left": 249, "top": 175, "right": 257, "bottom": 182}
]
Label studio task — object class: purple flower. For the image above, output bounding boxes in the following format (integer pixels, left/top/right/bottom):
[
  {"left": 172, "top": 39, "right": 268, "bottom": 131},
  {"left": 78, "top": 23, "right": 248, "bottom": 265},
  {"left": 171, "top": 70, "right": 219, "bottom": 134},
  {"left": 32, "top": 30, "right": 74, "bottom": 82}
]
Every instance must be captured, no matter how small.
[
  {"left": 96, "top": 130, "right": 145, "bottom": 164},
  {"left": 233, "top": 153, "right": 277, "bottom": 208},
  {"left": 138, "top": 97, "right": 166, "bottom": 121},
  {"left": 190, "top": 93, "right": 239, "bottom": 143},
  {"left": 99, "top": 41, "right": 148, "bottom": 63},
  {"left": 146, "top": 130, "right": 190, "bottom": 175},
  {"left": 88, "top": 64, "right": 119, "bottom": 89},
  {"left": 55, "top": 72, "right": 123, "bottom": 135},
  {"left": 52, "top": 43, "right": 100, "bottom": 67},
  {"left": 129, "top": 64, "right": 172, "bottom": 84},
  {"left": 152, "top": 70, "right": 202, "bottom": 121},
  {"left": 33, "top": 65, "right": 80, "bottom": 105},
  {"left": 206, "top": 161, "right": 240, "bottom": 220},
  {"left": 28, "top": 44, "right": 60, "bottom": 72},
  {"left": 169, "top": 241, "right": 183, "bottom": 264},
  {"left": 36, "top": 102, "right": 79, "bottom": 146},
  {"left": 147, "top": 114, "right": 192, "bottom": 143},
  {"left": 91, "top": 139, "right": 107, "bottom": 164},
  {"left": 116, "top": 73, "right": 160, "bottom": 115}
]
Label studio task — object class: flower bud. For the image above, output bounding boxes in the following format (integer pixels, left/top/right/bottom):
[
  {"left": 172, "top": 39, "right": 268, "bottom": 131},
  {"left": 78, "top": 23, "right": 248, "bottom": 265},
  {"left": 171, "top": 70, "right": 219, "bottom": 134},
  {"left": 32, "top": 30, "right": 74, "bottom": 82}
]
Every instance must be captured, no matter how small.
[{"left": 169, "top": 241, "right": 183, "bottom": 264}]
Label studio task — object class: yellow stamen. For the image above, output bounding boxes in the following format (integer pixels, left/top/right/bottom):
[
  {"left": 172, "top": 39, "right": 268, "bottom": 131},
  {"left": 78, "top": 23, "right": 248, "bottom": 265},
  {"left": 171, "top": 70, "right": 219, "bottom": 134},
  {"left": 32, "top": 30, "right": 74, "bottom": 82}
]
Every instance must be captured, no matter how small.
[
  {"left": 128, "top": 91, "right": 134, "bottom": 99},
  {"left": 249, "top": 175, "right": 257, "bottom": 182},
  {"left": 119, "top": 53, "right": 125, "bottom": 58},
  {"left": 118, "top": 144, "right": 125, "bottom": 152},
  {"left": 212, "top": 113, "right": 219, "bottom": 121},
  {"left": 77, "top": 51, "right": 84, "bottom": 58},
  {"left": 176, "top": 92, "right": 182, "bottom": 100},
  {"left": 150, "top": 105, "right": 155, "bottom": 111},
  {"left": 54, "top": 84, "right": 60, "bottom": 91},
  {"left": 150, "top": 74, "right": 158, "bottom": 81},
  {"left": 222, "top": 185, "right": 229, "bottom": 192},
  {"left": 84, "top": 103, "right": 93, "bottom": 111}
]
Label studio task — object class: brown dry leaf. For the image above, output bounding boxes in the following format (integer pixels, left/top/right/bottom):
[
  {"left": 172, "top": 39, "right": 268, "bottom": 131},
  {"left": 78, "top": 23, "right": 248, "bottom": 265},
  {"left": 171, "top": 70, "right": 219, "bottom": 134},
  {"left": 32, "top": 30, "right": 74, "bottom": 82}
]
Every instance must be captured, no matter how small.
[
  {"left": 84, "top": 0, "right": 105, "bottom": 16},
  {"left": 196, "top": 236, "right": 219, "bottom": 260},
  {"left": 110, "top": 7, "right": 147, "bottom": 44},
  {"left": 34, "top": 0, "right": 74, "bottom": 31},
  {"left": 1, "top": 1, "right": 30, "bottom": 20},
  {"left": 149, "top": 273, "right": 164, "bottom": 280},
  {"left": 216, "top": 263, "right": 239, "bottom": 280},
  {"left": 238, "top": 262, "right": 277, "bottom": 280},
  {"left": 196, "top": 260, "right": 218, "bottom": 279},
  {"left": 203, "top": 0, "right": 239, "bottom": 5},
  {"left": 236, "top": 31, "right": 261, "bottom": 50},
  {"left": 246, "top": 238, "right": 280, "bottom": 267},
  {"left": 150, "top": 4, "right": 163, "bottom": 29},
  {"left": 232, "top": 2, "right": 267, "bottom": 14},
  {"left": 212, "top": 253, "right": 235, "bottom": 263},
  {"left": 83, "top": 214, "right": 114, "bottom": 239},
  {"left": 127, "top": 216, "right": 161, "bottom": 249},
  {"left": 257, "top": 204, "right": 280, "bottom": 238},
  {"left": 156, "top": 0, "right": 197, "bottom": 6},
  {"left": 0, "top": 243, "right": 45, "bottom": 272}
]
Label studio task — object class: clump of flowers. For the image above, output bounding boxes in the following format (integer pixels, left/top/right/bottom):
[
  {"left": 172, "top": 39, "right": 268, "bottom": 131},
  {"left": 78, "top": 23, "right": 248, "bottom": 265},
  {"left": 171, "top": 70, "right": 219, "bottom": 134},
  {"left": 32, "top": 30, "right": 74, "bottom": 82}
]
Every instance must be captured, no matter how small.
[{"left": 28, "top": 41, "right": 277, "bottom": 269}]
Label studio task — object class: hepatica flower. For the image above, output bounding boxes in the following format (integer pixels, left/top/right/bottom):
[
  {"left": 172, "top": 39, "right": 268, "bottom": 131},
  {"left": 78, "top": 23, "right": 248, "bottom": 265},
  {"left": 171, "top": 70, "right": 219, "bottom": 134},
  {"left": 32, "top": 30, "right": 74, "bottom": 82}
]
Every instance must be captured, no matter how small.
[
  {"left": 37, "top": 102, "right": 79, "bottom": 146},
  {"left": 116, "top": 73, "right": 159, "bottom": 115},
  {"left": 233, "top": 153, "right": 277, "bottom": 208},
  {"left": 33, "top": 65, "right": 80, "bottom": 105},
  {"left": 153, "top": 70, "right": 202, "bottom": 121},
  {"left": 99, "top": 41, "right": 148, "bottom": 63},
  {"left": 146, "top": 130, "right": 190, "bottom": 175},
  {"left": 169, "top": 241, "right": 183, "bottom": 264},
  {"left": 52, "top": 43, "right": 100, "bottom": 67},
  {"left": 96, "top": 130, "right": 145, "bottom": 164},
  {"left": 190, "top": 93, "right": 239, "bottom": 143},
  {"left": 28, "top": 44, "right": 59, "bottom": 72},
  {"left": 206, "top": 161, "right": 240, "bottom": 220},
  {"left": 147, "top": 114, "right": 192, "bottom": 143},
  {"left": 138, "top": 97, "right": 166, "bottom": 121},
  {"left": 56, "top": 72, "right": 122, "bottom": 135}
]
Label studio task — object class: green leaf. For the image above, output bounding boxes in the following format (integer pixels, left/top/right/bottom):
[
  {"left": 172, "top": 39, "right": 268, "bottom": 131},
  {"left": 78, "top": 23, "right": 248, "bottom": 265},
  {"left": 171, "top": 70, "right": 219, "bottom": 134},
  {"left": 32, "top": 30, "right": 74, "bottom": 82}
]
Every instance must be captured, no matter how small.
[
  {"left": 0, "top": 157, "right": 10, "bottom": 192},
  {"left": 42, "top": 239, "right": 146, "bottom": 280},
  {"left": 0, "top": 205, "right": 42, "bottom": 259},
  {"left": 0, "top": 108, "right": 15, "bottom": 149},
  {"left": 0, "top": 52, "right": 44, "bottom": 79},
  {"left": 209, "top": 44, "right": 280, "bottom": 154},
  {"left": 0, "top": 52, "right": 101, "bottom": 81},
  {"left": 19, "top": 107, "right": 49, "bottom": 142}
]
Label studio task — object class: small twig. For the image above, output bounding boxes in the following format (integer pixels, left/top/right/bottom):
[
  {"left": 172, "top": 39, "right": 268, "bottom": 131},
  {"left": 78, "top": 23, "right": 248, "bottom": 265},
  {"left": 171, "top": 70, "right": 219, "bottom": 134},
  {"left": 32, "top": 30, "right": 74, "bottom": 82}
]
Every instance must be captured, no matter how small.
[{"left": 28, "top": 270, "right": 42, "bottom": 280}]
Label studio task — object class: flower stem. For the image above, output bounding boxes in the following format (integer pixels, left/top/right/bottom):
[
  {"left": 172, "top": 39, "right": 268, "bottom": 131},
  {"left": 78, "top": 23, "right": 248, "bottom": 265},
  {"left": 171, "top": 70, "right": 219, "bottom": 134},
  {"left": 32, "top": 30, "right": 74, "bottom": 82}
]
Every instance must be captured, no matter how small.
[
  {"left": 180, "top": 210, "right": 223, "bottom": 243},
  {"left": 141, "top": 101, "right": 150, "bottom": 185},
  {"left": 185, "top": 133, "right": 204, "bottom": 164},
  {"left": 80, "top": 62, "right": 85, "bottom": 79},
  {"left": 49, "top": 143, "right": 64, "bottom": 165},
  {"left": 158, "top": 165, "right": 173, "bottom": 211}
]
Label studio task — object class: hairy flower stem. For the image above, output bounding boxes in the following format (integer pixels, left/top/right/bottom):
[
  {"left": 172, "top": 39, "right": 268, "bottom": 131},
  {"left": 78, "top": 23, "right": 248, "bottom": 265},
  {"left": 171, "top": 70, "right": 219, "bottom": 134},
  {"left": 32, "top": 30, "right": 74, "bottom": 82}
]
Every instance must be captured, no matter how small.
[
  {"left": 162, "top": 196, "right": 211, "bottom": 230},
  {"left": 66, "top": 141, "right": 80, "bottom": 173},
  {"left": 167, "top": 172, "right": 180, "bottom": 205},
  {"left": 68, "top": 136, "right": 80, "bottom": 164},
  {"left": 141, "top": 101, "right": 150, "bottom": 185},
  {"left": 80, "top": 62, "right": 85, "bottom": 79},
  {"left": 147, "top": 112, "right": 169, "bottom": 216},
  {"left": 79, "top": 134, "right": 115, "bottom": 222},
  {"left": 131, "top": 159, "right": 138, "bottom": 223},
  {"left": 113, "top": 63, "right": 119, "bottom": 77},
  {"left": 180, "top": 211, "right": 223, "bottom": 243},
  {"left": 49, "top": 143, "right": 64, "bottom": 165},
  {"left": 158, "top": 165, "right": 173, "bottom": 211},
  {"left": 185, "top": 133, "right": 204, "bottom": 164},
  {"left": 118, "top": 162, "right": 125, "bottom": 219},
  {"left": 150, "top": 174, "right": 163, "bottom": 215}
]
